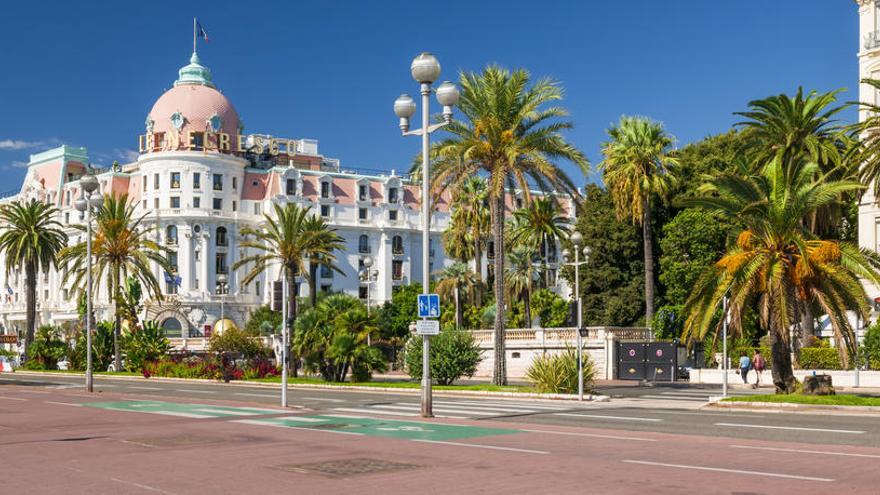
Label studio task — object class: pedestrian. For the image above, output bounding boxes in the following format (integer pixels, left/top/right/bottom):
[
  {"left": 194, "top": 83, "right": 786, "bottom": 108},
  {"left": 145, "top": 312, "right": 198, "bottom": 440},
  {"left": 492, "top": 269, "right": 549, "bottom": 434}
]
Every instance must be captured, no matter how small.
[
  {"left": 752, "top": 350, "right": 765, "bottom": 389},
  {"left": 738, "top": 352, "right": 750, "bottom": 384}
]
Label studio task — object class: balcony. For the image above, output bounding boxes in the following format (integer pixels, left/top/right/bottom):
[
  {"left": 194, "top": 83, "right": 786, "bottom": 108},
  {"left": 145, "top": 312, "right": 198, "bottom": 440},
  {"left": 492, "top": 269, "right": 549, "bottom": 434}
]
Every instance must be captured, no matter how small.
[{"left": 866, "top": 31, "right": 880, "bottom": 50}]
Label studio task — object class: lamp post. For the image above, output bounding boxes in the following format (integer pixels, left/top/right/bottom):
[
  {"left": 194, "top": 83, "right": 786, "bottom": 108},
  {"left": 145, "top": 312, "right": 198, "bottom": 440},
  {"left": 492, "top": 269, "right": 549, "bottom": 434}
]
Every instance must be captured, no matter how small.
[
  {"left": 216, "top": 273, "right": 228, "bottom": 324},
  {"left": 360, "top": 257, "right": 378, "bottom": 345},
  {"left": 74, "top": 171, "right": 102, "bottom": 393},
  {"left": 563, "top": 232, "right": 590, "bottom": 401},
  {"left": 394, "top": 52, "right": 460, "bottom": 418}
]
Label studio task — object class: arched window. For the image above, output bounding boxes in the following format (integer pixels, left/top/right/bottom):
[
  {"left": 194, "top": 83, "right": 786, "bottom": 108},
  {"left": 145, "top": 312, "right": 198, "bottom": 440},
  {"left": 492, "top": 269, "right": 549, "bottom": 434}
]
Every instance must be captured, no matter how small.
[
  {"left": 165, "top": 225, "right": 178, "bottom": 245},
  {"left": 216, "top": 226, "right": 228, "bottom": 247},
  {"left": 161, "top": 318, "right": 182, "bottom": 338},
  {"left": 358, "top": 234, "right": 370, "bottom": 253},
  {"left": 392, "top": 235, "right": 403, "bottom": 255}
]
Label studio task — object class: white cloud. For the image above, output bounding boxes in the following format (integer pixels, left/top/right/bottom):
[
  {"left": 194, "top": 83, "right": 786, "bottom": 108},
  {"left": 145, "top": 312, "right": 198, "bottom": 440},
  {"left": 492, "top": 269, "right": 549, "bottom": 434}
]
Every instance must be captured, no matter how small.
[
  {"left": 0, "top": 139, "right": 45, "bottom": 150},
  {"left": 10, "top": 160, "right": 27, "bottom": 168},
  {"left": 114, "top": 148, "right": 140, "bottom": 163}
]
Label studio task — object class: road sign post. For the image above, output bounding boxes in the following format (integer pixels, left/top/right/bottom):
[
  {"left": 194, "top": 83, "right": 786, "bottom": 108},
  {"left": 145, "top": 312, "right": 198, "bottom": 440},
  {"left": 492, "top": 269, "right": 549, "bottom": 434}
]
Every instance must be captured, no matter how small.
[{"left": 416, "top": 294, "right": 440, "bottom": 418}]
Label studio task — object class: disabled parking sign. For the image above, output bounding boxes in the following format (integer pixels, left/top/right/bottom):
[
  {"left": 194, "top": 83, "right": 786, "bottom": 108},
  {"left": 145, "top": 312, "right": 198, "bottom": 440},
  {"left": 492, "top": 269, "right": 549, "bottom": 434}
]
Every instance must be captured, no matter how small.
[{"left": 417, "top": 294, "right": 440, "bottom": 318}]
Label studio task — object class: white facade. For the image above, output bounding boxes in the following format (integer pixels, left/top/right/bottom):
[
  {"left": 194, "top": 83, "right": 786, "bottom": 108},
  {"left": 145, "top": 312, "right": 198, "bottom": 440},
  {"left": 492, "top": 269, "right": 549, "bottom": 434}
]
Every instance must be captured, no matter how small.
[{"left": 858, "top": 0, "right": 880, "bottom": 312}]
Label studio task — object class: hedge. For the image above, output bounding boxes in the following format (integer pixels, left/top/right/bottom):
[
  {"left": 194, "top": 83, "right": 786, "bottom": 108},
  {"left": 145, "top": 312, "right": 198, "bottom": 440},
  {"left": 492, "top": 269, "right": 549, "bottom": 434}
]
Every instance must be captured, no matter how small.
[{"left": 797, "top": 347, "right": 842, "bottom": 370}]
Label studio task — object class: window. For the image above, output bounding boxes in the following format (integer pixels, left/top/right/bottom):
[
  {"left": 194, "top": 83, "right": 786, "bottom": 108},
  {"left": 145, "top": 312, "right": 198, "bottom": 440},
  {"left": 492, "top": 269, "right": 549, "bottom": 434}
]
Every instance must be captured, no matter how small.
[
  {"left": 154, "top": 198, "right": 159, "bottom": 209},
  {"left": 487, "top": 241, "right": 495, "bottom": 259},
  {"left": 232, "top": 201, "right": 237, "bottom": 212},
  {"left": 193, "top": 172, "right": 201, "bottom": 189},
  {"left": 142, "top": 199, "right": 146, "bottom": 209},
  {"left": 359, "top": 286, "right": 368, "bottom": 299},
  {"left": 516, "top": 197, "right": 523, "bottom": 209},
  {"left": 392, "top": 260, "right": 403, "bottom": 280},
  {"left": 216, "top": 226, "right": 228, "bottom": 246},
  {"left": 213, "top": 198, "right": 222, "bottom": 210},
  {"left": 161, "top": 318, "right": 182, "bottom": 338},
  {"left": 215, "top": 252, "right": 228, "bottom": 274},
  {"left": 64, "top": 212, "right": 69, "bottom": 224},
  {"left": 232, "top": 177, "right": 238, "bottom": 190},
  {"left": 320, "top": 204, "right": 330, "bottom": 217},
  {"left": 170, "top": 197, "right": 180, "bottom": 209},
  {"left": 321, "top": 284, "right": 332, "bottom": 293},
  {"left": 358, "top": 258, "right": 365, "bottom": 272},
  {"left": 547, "top": 269, "right": 557, "bottom": 286},
  {"left": 392, "top": 235, "right": 403, "bottom": 255},
  {"left": 321, "top": 181, "right": 330, "bottom": 198},
  {"left": 213, "top": 174, "right": 223, "bottom": 191},
  {"left": 547, "top": 243, "right": 558, "bottom": 263},
  {"left": 168, "top": 251, "right": 178, "bottom": 272},
  {"left": 255, "top": 280, "right": 261, "bottom": 297},
  {"left": 286, "top": 179, "right": 296, "bottom": 195},
  {"left": 254, "top": 203, "right": 261, "bottom": 215},
  {"left": 429, "top": 238, "right": 435, "bottom": 257},
  {"left": 193, "top": 197, "right": 201, "bottom": 208},
  {"left": 170, "top": 172, "right": 181, "bottom": 189},
  {"left": 142, "top": 177, "right": 147, "bottom": 192},
  {"left": 359, "top": 184, "right": 368, "bottom": 201},
  {"left": 320, "top": 264, "right": 333, "bottom": 278},
  {"left": 154, "top": 174, "right": 159, "bottom": 190},
  {"left": 358, "top": 234, "right": 370, "bottom": 253},
  {"left": 166, "top": 225, "right": 178, "bottom": 245},
  {"left": 358, "top": 208, "right": 368, "bottom": 221},
  {"left": 389, "top": 210, "right": 398, "bottom": 221},
  {"left": 388, "top": 187, "right": 399, "bottom": 203}
]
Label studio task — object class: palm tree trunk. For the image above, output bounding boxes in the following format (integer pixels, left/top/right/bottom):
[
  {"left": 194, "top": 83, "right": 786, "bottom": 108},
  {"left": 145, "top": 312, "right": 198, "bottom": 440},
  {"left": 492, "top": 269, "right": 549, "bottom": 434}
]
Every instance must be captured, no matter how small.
[
  {"left": 287, "top": 270, "right": 299, "bottom": 378},
  {"left": 455, "top": 285, "right": 462, "bottom": 329},
  {"left": 24, "top": 261, "right": 36, "bottom": 348},
  {"left": 523, "top": 288, "right": 532, "bottom": 329},
  {"left": 799, "top": 301, "right": 815, "bottom": 349},
  {"left": 769, "top": 328, "right": 797, "bottom": 393},
  {"left": 642, "top": 197, "right": 655, "bottom": 324},
  {"left": 113, "top": 266, "right": 122, "bottom": 372},
  {"left": 474, "top": 238, "right": 483, "bottom": 308},
  {"left": 491, "top": 194, "right": 506, "bottom": 385},
  {"left": 309, "top": 261, "right": 318, "bottom": 307}
]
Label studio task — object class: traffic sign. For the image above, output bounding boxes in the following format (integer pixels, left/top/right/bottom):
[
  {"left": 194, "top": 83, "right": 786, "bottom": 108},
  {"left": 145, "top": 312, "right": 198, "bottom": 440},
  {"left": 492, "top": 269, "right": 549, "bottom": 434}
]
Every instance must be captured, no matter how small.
[
  {"left": 415, "top": 320, "right": 440, "bottom": 335},
  {"left": 417, "top": 294, "right": 440, "bottom": 318}
]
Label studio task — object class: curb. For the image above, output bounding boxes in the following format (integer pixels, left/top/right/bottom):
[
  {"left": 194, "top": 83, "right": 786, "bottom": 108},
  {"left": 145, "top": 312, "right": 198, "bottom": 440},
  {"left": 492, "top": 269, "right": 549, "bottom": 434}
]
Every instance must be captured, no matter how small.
[
  {"left": 706, "top": 400, "right": 880, "bottom": 413},
  {"left": 10, "top": 371, "right": 610, "bottom": 403}
]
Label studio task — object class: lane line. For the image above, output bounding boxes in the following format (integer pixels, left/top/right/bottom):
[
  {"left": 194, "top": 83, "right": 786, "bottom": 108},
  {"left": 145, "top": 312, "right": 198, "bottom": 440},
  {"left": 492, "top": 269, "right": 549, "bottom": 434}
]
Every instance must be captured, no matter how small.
[
  {"left": 520, "top": 429, "right": 657, "bottom": 442},
  {"left": 332, "top": 407, "right": 423, "bottom": 418},
  {"left": 730, "top": 444, "right": 880, "bottom": 459},
  {"left": 437, "top": 400, "right": 573, "bottom": 411},
  {"left": 371, "top": 404, "right": 500, "bottom": 416},
  {"left": 622, "top": 459, "right": 833, "bottom": 482},
  {"left": 714, "top": 423, "right": 864, "bottom": 434},
  {"left": 110, "top": 477, "right": 177, "bottom": 495},
  {"left": 233, "top": 392, "right": 276, "bottom": 398},
  {"left": 0, "top": 396, "right": 26, "bottom": 401},
  {"left": 45, "top": 401, "right": 82, "bottom": 407},
  {"left": 413, "top": 439, "right": 549, "bottom": 455},
  {"left": 126, "top": 386, "right": 162, "bottom": 391},
  {"left": 650, "top": 411, "right": 765, "bottom": 418},
  {"left": 554, "top": 413, "right": 663, "bottom": 422},
  {"left": 174, "top": 389, "right": 216, "bottom": 394},
  {"left": 301, "top": 397, "right": 344, "bottom": 403},
  {"left": 234, "top": 419, "right": 364, "bottom": 436}
]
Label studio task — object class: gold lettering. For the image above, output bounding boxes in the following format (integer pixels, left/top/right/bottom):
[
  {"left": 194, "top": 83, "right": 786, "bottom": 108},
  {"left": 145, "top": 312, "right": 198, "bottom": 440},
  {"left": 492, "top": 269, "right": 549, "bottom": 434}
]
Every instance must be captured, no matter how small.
[
  {"left": 187, "top": 131, "right": 197, "bottom": 150},
  {"left": 219, "top": 133, "right": 230, "bottom": 152},
  {"left": 269, "top": 139, "right": 279, "bottom": 155},
  {"left": 238, "top": 134, "right": 247, "bottom": 152},
  {"left": 253, "top": 135, "right": 264, "bottom": 154},
  {"left": 286, "top": 139, "right": 297, "bottom": 156},
  {"left": 168, "top": 130, "right": 180, "bottom": 151}
]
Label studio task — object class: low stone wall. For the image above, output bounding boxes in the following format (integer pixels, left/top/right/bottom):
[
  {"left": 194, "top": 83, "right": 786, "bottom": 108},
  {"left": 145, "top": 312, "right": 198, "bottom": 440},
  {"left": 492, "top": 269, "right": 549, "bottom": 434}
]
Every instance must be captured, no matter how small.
[{"left": 689, "top": 368, "right": 880, "bottom": 388}]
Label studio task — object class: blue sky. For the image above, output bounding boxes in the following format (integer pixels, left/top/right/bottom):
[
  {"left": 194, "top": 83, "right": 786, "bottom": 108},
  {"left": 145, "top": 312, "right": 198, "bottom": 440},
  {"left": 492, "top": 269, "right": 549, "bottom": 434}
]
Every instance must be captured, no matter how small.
[{"left": 0, "top": 0, "right": 859, "bottom": 191}]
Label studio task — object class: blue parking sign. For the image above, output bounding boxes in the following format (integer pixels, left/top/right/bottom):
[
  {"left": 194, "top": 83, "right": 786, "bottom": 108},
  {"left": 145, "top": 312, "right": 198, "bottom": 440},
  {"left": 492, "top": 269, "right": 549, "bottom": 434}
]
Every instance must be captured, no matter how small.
[{"left": 418, "top": 294, "right": 441, "bottom": 318}]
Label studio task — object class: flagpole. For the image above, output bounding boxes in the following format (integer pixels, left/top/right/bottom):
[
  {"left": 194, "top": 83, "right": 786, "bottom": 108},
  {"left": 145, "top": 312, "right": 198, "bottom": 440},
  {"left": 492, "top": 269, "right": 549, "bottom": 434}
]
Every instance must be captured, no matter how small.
[{"left": 193, "top": 17, "right": 197, "bottom": 54}]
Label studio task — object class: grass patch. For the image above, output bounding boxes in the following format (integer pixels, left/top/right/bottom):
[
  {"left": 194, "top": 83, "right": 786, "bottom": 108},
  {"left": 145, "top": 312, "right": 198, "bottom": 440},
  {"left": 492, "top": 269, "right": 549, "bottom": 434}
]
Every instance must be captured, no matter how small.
[
  {"left": 722, "top": 393, "right": 880, "bottom": 407},
  {"left": 18, "top": 369, "right": 141, "bottom": 377},
  {"left": 247, "top": 376, "right": 533, "bottom": 392}
]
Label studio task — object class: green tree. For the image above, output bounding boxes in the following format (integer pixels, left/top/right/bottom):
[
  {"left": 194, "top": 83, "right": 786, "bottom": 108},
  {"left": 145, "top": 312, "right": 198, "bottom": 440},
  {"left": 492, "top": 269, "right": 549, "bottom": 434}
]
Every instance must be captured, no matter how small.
[
  {"left": 123, "top": 320, "right": 170, "bottom": 371},
  {"left": 443, "top": 176, "right": 490, "bottom": 307},
  {"left": 0, "top": 200, "right": 67, "bottom": 347},
  {"left": 434, "top": 262, "right": 477, "bottom": 330},
  {"left": 59, "top": 193, "right": 171, "bottom": 372},
  {"left": 302, "top": 214, "right": 345, "bottom": 307},
  {"left": 508, "top": 197, "right": 570, "bottom": 288},
  {"left": 244, "top": 305, "right": 281, "bottom": 336},
  {"left": 530, "top": 288, "right": 569, "bottom": 328},
  {"left": 428, "top": 66, "right": 588, "bottom": 385},
  {"left": 599, "top": 116, "right": 678, "bottom": 324},
  {"left": 404, "top": 328, "right": 482, "bottom": 385},
  {"left": 682, "top": 159, "right": 880, "bottom": 393},
  {"left": 24, "top": 325, "right": 67, "bottom": 370},
  {"left": 504, "top": 246, "right": 539, "bottom": 328}
]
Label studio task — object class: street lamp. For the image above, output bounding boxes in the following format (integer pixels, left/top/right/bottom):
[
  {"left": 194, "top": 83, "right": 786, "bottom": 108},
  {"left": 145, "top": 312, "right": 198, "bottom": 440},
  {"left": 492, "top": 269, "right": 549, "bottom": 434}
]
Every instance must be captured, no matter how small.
[
  {"left": 74, "top": 171, "right": 102, "bottom": 393},
  {"left": 394, "top": 52, "right": 460, "bottom": 418},
  {"left": 216, "top": 273, "right": 228, "bottom": 324},
  {"left": 563, "top": 231, "right": 590, "bottom": 400}
]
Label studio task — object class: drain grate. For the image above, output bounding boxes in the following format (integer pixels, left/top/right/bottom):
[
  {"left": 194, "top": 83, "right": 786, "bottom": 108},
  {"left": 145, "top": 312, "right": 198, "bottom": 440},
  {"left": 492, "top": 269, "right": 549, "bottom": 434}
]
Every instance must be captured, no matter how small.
[{"left": 273, "top": 458, "right": 420, "bottom": 477}]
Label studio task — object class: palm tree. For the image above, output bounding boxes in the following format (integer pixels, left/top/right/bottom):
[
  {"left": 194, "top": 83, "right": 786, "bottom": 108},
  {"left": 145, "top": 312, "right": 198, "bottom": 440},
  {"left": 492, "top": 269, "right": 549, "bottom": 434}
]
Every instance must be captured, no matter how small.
[
  {"left": 508, "top": 197, "right": 570, "bottom": 287},
  {"left": 59, "top": 193, "right": 171, "bottom": 371},
  {"left": 235, "top": 203, "right": 343, "bottom": 376},
  {"left": 301, "top": 214, "right": 345, "bottom": 307},
  {"left": 504, "top": 246, "right": 539, "bottom": 328},
  {"left": 0, "top": 200, "right": 67, "bottom": 347},
  {"left": 599, "top": 116, "right": 678, "bottom": 324},
  {"left": 852, "top": 79, "right": 880, "bottom": 197},
  {"left": 682, "top": 159, "right": 880, "bottom": 393},
  {"left": 434, "top": 262, "right": 477, "bottom": 329},
  {"left": 450, "top": 176, "right": 491, "bottom": 306},
  {"left": 426, "top": 66, "right": 588, "bottom": 385}
]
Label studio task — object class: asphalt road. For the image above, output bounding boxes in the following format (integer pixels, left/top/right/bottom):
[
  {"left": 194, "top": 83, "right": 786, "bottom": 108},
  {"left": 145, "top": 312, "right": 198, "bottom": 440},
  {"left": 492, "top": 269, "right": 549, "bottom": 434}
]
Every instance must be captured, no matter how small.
[{"left": 1, "top": 372, "right": 878, "bottom": 448}]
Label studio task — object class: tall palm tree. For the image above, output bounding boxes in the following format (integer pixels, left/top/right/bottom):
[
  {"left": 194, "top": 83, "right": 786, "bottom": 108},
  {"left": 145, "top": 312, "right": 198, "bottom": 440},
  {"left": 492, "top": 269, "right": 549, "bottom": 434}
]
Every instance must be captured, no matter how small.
[
  {"left": 235, "top": 203, "right": 342, "bottom": 375},
  {"left": 508, "top": 197, "right": 570, "bottom": 287},
  {"left": 59, "top": 193, "right": 170, "bottom": 371},
  {"left": 452, "top": 177, "right": 490, "bottom": 306},
  {"left": 504, "top": 246, "right": 539, "bottom": 328},
  {"left": 682, "top": 159, "right": 880, "bottom": 393},
  {"left": 0, "top": 200, "right": 67, "bottom": 347},
  {"left": 599, "top": 116, "right": 677, "bottom": 324},
  {"left": 426, "top": 66, "right": 588, "bottom": 385},
  {"left": 301, "top": 214, "right": 345, "bottom": 307},
  {"left": 852, "top": 79, "right": 880, "bottom": 198},
  {"left": 434, "top": 262, "right": 477, "bottom": 329}
]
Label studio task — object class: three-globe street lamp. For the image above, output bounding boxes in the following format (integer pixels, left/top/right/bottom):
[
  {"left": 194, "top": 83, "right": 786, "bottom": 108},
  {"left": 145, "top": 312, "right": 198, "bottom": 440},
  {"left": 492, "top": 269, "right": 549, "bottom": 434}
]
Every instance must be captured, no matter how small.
[
  {"left": 360, "top": 257, "right": 379, "bottom": 345},
  {"left": 216, "top": 273, "right": 229, "bottom": 324},
  {"left": 74, "top": 171, "right": 103, "bottom": 393},
  {"left": 562, "top": 231, "right": 591, "bottom": 401},
  {"left": 394, "top": 52, "right": 460, "bottom": 418}
]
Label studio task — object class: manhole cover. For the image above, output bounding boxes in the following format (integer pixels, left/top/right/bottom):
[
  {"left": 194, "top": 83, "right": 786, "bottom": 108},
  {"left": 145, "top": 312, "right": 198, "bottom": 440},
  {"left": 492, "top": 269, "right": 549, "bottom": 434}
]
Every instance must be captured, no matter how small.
[
  {"left": 124, "top": 434, "right": 227, "bottom": 448},
  {"left": 273, "top": 458, "right": 420, "bottom": 477}
]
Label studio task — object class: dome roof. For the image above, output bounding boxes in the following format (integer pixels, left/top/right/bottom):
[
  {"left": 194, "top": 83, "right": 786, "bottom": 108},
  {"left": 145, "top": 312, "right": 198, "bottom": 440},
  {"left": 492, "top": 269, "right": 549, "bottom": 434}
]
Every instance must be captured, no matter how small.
[{"left": 145, "top": 52, "right": 242, "bottom": 140}]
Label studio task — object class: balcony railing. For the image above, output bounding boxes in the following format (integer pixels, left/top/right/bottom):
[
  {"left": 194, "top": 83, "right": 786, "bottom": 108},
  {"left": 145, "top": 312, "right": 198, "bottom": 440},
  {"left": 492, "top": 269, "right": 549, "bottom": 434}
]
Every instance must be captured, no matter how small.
[{"left": 866, "top": 31, "right": 880, "bottom": 50}]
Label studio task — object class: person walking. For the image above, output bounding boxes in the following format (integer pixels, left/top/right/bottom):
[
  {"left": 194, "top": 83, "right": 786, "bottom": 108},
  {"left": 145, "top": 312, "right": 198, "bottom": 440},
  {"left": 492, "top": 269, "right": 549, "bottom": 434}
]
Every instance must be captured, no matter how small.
[
  {"left": 752, "top": 350, "right": 765, "bottom": 389},
  {"left": 738, "top": 352, "right": 751, "bottom": 385}
]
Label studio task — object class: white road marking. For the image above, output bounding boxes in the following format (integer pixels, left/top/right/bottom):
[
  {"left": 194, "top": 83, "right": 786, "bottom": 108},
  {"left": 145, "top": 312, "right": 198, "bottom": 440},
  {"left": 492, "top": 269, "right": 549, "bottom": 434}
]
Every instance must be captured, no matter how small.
[
  {"left": 44, "top": 401, "right": 82, "bottom": 407},
  {"left": 302, "top": 397, "right": 344, "bottom": 403},
  {"left": 413, "top": 439, "right": 549, "bottom": 455},
  {"left": 95, "top": 384, "right": 117, "bottom": 388},
  {"left": 332, "top": 407, "right": 423, "bottom": 418},
  {"left": 520, "top": 429, "right": 657, "bottom": 442},
  {"left": 372, "top": 404, "right": 498, "bottom": 416},
  {"left": 431, "top": 402, "right": 547, "bottom": 413},
  {"left": 193, "top": 408, "right": 260, "bottom": 416},
  {"left": 234, "top": 419, "right": 364, "bottom": 435},
  {"left": 622, "top": 459, "right": 833, "bottom": 482},
  {"left": 651, "top": 411, "right": 765, "bottom": 418},
  {"left": 174, "top": 389, "right": 215, "bottom": 394},
  {"left": 233, "top": 392, "right": 276, "bottom": 398},
  {"left": 639, "top": 395, "right": 706, "bottom": 401},
  {"left": 0, "top": 396, "right": 26, "bottom": 401},
  {"left": 730, "top": 444, "right": 880, "bottom": 459},
  {"left": 110, "top": 477, "right": 177, "bottom": 494},
  {"left": 714, "top": 423, "right": 864, "bottom": 434},
  {"left": 127, "top": 386, "right": 161, "bottom": 391},
  {"left": 554, "top": 413, "right": 662, "bottom": 422},
  {"left": 440, "top": 400, "right": 573, "bottom": 411}
]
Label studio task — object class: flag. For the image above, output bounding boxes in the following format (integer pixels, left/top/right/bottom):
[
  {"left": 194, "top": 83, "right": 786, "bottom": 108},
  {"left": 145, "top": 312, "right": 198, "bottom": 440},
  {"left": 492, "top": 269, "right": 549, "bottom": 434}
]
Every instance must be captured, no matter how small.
[
  {"left": 5, "top": 285, "right": 11, "bottom": 295},
  {"left": 196, "top": 21, "right": 209, "bottom": 43}
]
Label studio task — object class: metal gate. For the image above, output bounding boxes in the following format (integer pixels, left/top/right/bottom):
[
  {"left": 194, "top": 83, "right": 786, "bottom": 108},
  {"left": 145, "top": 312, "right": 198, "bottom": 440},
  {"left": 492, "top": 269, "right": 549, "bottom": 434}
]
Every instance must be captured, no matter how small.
[{"left": 617, "top": 341, "right": 677, "bottom": 382}]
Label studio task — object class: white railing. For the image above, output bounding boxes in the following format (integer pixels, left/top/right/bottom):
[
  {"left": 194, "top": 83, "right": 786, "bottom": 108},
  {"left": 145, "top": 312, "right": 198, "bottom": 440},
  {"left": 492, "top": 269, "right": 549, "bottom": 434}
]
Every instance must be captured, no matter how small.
[{"left": 468, "top": 326, "right": 651, "bottom": 344}]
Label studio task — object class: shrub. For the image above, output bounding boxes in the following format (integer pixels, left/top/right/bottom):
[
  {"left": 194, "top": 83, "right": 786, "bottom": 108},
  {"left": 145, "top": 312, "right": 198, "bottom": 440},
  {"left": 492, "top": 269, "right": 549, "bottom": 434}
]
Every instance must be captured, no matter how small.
[
  {"left": 123, "top": 321, "right": 170, "bottom": 372},
  {"left": 798, "top": 347, "right": 842, "bottom": 370},
  {"left": 530, "top": 289, "right": 569, "bottom": 328},
  {"left": 404, "top": 328, "right": 483, "bottom": 385},
  {"left": 652, "top": 305, "right": 683, "bottom": 340},
  {"left": 208, "top": 325, "right": 269, "bottom": 361},
  {"left": 864, "top": 323, "right": 880, "bottom": 370},
  {"left": 525, "top": 348, "right": 596, "bottom": 394},
  {"left": 244, "top": 305, "right": 281, "bottom": 336},
  {"left": 24, "top": 325, "right": 67, "bottom": 370}
]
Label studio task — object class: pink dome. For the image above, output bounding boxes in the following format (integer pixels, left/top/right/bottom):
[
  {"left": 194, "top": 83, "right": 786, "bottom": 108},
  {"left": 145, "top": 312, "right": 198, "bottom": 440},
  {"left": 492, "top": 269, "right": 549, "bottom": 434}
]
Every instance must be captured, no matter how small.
[{"left": 148, "top": 84, "right": 241, "bottom": 139}]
